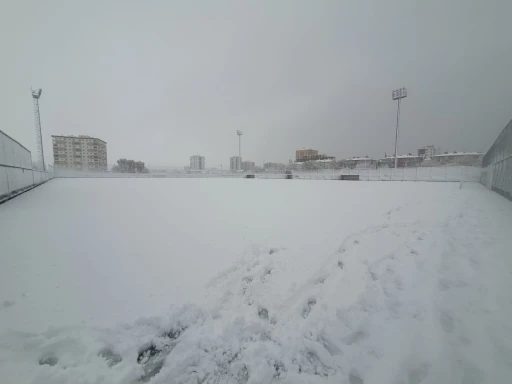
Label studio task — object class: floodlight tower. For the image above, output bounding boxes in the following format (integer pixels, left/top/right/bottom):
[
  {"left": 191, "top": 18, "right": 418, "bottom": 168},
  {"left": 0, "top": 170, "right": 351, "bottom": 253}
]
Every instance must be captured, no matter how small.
[
  {"left": 391, "top": 87, "right": 407, "bottom": 169},
  {"left": 32, "top": 88, "right": 45, "bottom": 171},
  {"left": 237, "top": 130, "right": 243, "bottom": 160}
]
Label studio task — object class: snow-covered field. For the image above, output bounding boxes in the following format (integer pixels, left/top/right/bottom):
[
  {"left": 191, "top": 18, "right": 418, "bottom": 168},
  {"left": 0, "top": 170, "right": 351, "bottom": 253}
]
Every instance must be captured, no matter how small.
[{"left": 1, "top": 179, "right": 511, "bottom": 383}]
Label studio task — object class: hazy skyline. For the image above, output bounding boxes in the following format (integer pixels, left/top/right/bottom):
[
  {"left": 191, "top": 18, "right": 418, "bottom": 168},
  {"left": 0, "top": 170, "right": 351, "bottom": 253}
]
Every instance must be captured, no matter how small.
[{"left": 1, "top": 0, "right": 511, "bottom": 168}]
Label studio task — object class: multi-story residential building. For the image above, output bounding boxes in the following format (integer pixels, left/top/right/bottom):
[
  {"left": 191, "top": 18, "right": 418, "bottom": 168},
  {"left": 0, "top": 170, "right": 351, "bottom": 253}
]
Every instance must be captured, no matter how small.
[
  {"left": 230, "top": 156, "right": 242, "bottom": 171},
  {"left": 343, "top": 157, "right": 377, "bottom": 169},
  {"left": 296, "top": 148, "right": 318, "bottom": 161},
  {"left": 52, "top": 135, "right": 107, "bottom": 171},
  {"left": 264, "top": 162, "right": 286, "bottom": 171},
  {"left": 418, "top": 145, "right": 436, "bottom": 158},
  {"left": 379, "top": 155, "right": 424, "bottom": 168},
  {"left": 242, "top": 161, "right": 255, "bottom": 171},
  {"left": 190, "top": 155, "right": 205, "bottom": 170}
]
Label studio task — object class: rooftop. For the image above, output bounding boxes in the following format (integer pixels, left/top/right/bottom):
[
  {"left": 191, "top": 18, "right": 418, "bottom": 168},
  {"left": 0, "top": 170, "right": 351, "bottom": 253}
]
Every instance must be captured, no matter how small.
[
  {"left": 383, "top": 155, "right": 423, "bottom": 159},
  {"left": 346, "top": 157, "right": 374, "bottom": 161},
  {"left": 433, "top": 152, "right": 483, "bottom": 157},
  {"left": 51, "top": 135, "right": 107, "bottom": 144}
]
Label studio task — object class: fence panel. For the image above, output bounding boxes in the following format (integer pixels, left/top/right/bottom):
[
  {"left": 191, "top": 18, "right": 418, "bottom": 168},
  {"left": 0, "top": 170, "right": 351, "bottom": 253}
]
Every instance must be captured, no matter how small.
[
  {"left": 0, "top": 130, "right": 53, "bottom": 203},
  {"left": 481, "top": 119, "right": 512, "bottom": 200}
]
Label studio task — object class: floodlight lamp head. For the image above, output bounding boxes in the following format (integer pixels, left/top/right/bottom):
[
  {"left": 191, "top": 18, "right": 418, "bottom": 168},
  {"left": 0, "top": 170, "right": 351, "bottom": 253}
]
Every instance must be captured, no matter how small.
[
  {"left": 237, "top": 130, "right": 243, "bottom": 136},
  {"left": 32, "top": 89, "right": 42, "bottom": 99}
]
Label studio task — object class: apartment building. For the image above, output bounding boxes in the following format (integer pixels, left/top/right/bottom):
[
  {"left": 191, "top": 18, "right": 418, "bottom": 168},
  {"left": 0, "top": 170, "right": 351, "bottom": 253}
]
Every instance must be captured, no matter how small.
[
  {"left": 418, "top": 145, "right": 436, "bottom": 158},
  {"left": 190, "top": 155, "right": 205, "bottom": 170},
  {"left": 230, "top": 156, "right": 242, "bottom": 171},
  {"left": 296, "top": 148, "right": 318, "bottom": 161},
  {"left": 52, "top": 135, "right": 107, "bottom": 171},
  {"left": 242, "top": 161, "right": 255, "bottom": 171}
]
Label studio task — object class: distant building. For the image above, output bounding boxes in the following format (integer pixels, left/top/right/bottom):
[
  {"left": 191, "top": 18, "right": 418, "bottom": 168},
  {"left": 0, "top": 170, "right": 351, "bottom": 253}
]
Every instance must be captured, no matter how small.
[
  {"left": 344, "top": 157, "right": 377, "bottom": 169},
  {"left": 242, "top": 161, "right": 255, "bottom": 171},
  {"left": 264, "top": 162, "right": 286, "bottom": 171},
  {"left": 190, "top": 155, "right": 205, "bottom": 170},
  {"left": 296, "top": 148, "right": 318, "bottom": 161},
  {"left": 431, "top": 152, "right": 483, "bottom": 166},
  {"left": 379, "top": 155, "right": 424, "bottom": 168},
  {"left": 52, "top": 135, "right": 107, "bottom": 171},
  {"left": 230, "top": 156, "right": 242, "bottom": 171},
  {"left": 112, "top": 159, "right": 148, "bottom": 173},
  {"left": 418, "top": 145, "right": 436, "bottom": 158}
]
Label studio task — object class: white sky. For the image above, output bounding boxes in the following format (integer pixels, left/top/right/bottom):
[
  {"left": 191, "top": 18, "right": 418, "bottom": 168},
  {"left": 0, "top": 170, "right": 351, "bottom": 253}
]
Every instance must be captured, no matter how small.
[{"left": 1, "top": 0, "right": 511, "bottom": 168}]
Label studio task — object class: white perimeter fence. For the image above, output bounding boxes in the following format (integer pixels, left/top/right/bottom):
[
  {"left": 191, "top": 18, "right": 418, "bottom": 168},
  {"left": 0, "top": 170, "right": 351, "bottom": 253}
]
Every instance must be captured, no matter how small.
[
  {"left": 262, "top": 166, "right": 481, "bottom": 182},
  {"left": 480, "top": 119, "right": 512, "bottom": 201},
  {"left": 54, "top": 166, "right": 481, "bottom": 182},
  {"left": 0, "top": 130, "right": 53, "bottom": 203}
]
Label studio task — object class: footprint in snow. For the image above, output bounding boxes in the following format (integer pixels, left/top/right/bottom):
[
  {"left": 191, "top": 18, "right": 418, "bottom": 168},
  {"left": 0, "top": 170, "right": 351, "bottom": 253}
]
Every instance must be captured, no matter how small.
[
  {"left": 98, "top": 347, "right": 122, "bottom": 367},
  {"left": 258, "top": 307, "right": 269, "bottom": 320},
  {"left": 137, "top": 344, "right": 166, "bottom": 382},
  {"left": 344, "top": 329, "right": 368, "bottom": 345},
  {"left": 408, "top": 364, "right": 430, "bottom": 384},
  {"left": 440, "top": 312, "right": 455, "bottom": 333},
  {"left": 438, "top": 277, "right": 451, "bottom": 292},
  {"left": 349, "top": 370, "right": 364, "bottom": 384},
  {"left": 39, "top": 353, "right": 58, "bottom": 366},
  {"left": 302, "top": 298, "right": 317, "bottom": 318},
  {"left": 2, "top": 300, "right": 15, "bottom": 309}
]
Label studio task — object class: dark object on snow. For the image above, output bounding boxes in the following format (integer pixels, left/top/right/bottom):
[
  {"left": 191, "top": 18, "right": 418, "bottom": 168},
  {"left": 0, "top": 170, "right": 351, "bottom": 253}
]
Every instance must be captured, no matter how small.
[
  {"left": 340, "top": 175, "right": 360, "bottom": 181},
  {"left": 39, "top": 354, "right": 58, "bottom": 366},
  {"left": 98, "top": 348, "right": 122, "bottom": 367},
  {"left": 246, "top": 174, "right": 255, "bottom": 178}
]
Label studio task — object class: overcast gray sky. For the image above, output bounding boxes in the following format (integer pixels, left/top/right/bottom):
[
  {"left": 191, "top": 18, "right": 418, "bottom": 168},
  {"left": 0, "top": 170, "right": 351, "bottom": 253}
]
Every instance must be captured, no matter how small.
[{"left": 1, "top": 0, "right": 511, "bottom": 168}]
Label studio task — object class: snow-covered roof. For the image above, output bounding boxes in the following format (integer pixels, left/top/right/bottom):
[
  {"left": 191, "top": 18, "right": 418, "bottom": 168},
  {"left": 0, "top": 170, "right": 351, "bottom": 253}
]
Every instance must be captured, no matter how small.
[
  {"left": 383, "top": 155, "right": 423, "bottom": 159},
  {"left": 433, "top": 152, "right": 483, "bottom": 157},
  {"left": 346, "top": 157, "right": 374, "bottom": 161}
]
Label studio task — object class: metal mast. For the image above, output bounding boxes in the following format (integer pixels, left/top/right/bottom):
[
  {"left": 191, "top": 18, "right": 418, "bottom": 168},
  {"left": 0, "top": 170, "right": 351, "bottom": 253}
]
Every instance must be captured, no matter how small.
[
  {"left": 32, "top": 88, "right": 45, "bottom": 171},
  {"left": 237, "top": 130, "right": 243, "bottom": 170},
  {"left": 237, "top": 130, "right": 243, "bottom": 158},
  {"left": 391, "top": 87, "right": 407, "bottom": 169}
]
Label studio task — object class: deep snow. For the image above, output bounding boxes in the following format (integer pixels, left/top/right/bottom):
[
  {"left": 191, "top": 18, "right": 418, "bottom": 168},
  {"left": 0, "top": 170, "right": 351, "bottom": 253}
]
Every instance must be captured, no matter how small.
[{"left": 0, "top": 179, "right": 511, "bottom": 383}]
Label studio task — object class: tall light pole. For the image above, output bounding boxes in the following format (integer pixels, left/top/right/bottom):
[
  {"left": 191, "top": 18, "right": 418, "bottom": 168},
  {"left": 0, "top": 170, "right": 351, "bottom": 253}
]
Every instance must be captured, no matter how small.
[
  {"left": 31, "top": 88, "right": 45, "bottom": 171},
  {"left": 237, "top": 130, "right": 243, "bottom": 170},
  {"left": 392, "top": 87, "right": 407, "bottom": 169}
]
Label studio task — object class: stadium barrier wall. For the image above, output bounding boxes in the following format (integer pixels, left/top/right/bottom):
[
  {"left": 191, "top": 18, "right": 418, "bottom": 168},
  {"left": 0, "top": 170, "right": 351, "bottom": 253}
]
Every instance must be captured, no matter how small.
[
  {"left": 53, "top": 166, "right": 480, "bottom": 182},
  {"left": 258, "top": 166, "right": 481, "bottom": 182},
  {"left": 481, "top": 119, "right": 512, "bottom": 201},
  {"left": 0, "top": 130, "right": 53, "bottom": 203}
]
